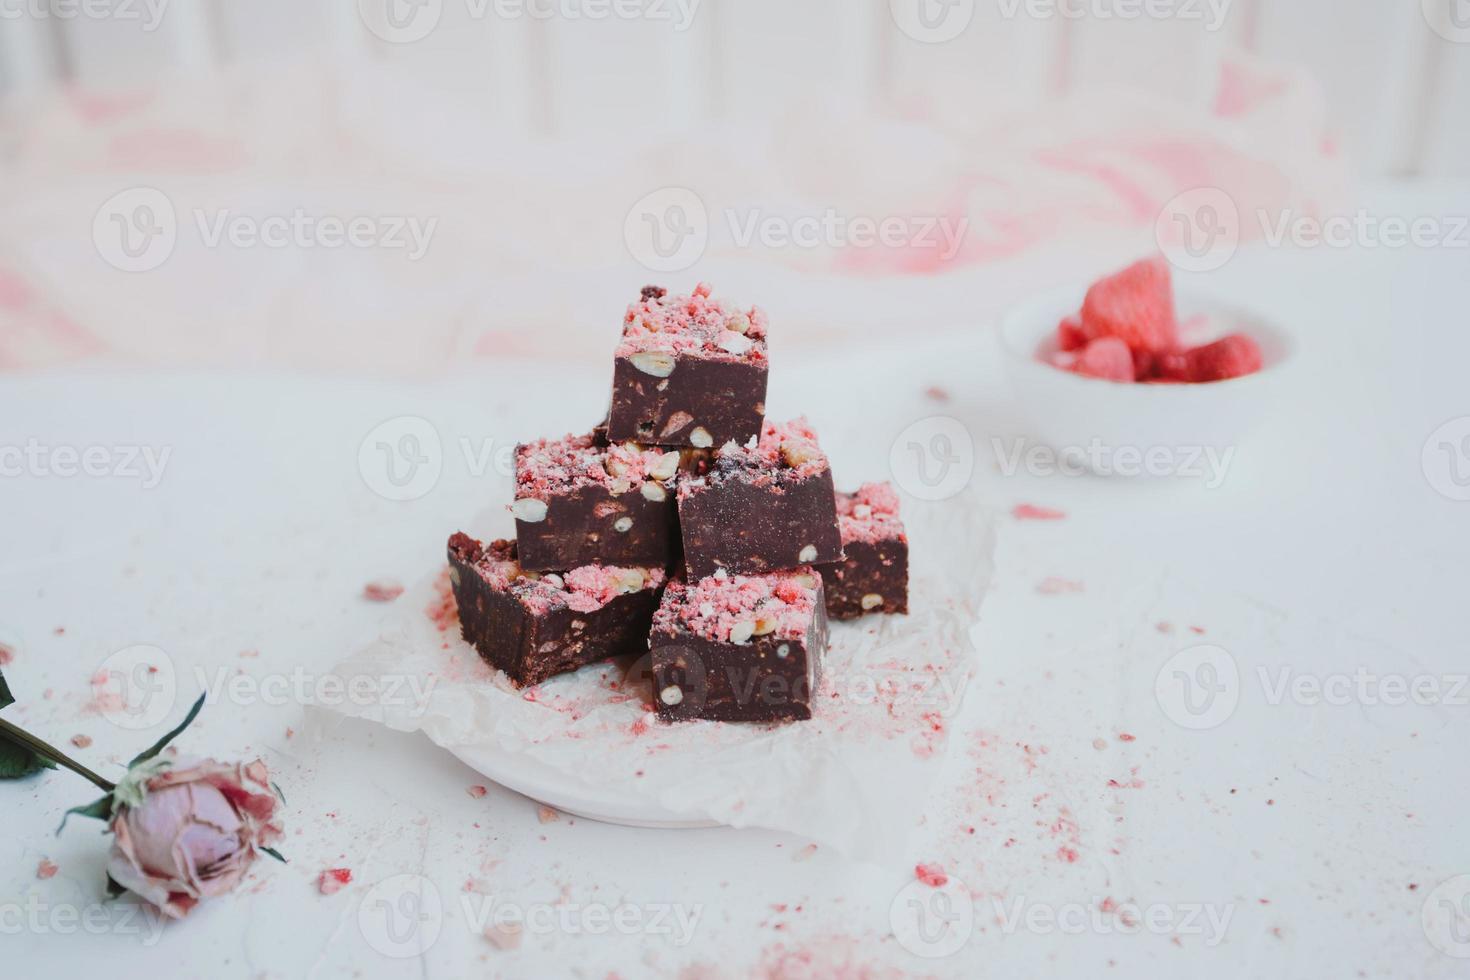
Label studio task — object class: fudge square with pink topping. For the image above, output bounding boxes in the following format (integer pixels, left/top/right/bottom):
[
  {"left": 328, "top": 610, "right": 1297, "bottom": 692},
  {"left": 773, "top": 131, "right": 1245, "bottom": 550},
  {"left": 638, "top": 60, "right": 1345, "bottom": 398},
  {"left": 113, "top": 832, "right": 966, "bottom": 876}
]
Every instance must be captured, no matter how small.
[
  {"left": 511, "top": 433, "right": 682, "bottom": 572},
  {"left": 650, "top": 569, "right": 829, "bottom": 723},
  {"left": 820, "top": 482, "right": 909, "bottom": 620},
  {"left": 606, "top": 284, "right": 769, "bottom": 449},
  {"left": 447, "top": 533, "right": 665, "bottom": 687},
  {"left": 677, "top": 418, "right": 844, "bottom": 580}
]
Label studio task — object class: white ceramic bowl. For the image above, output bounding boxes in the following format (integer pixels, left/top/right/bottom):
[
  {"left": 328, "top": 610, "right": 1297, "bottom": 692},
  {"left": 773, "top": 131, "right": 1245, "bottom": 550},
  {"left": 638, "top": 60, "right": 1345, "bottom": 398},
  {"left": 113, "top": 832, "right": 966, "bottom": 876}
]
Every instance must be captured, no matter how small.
[{"left": 997, "top": 284, "right": 1298, "bottom": 464}]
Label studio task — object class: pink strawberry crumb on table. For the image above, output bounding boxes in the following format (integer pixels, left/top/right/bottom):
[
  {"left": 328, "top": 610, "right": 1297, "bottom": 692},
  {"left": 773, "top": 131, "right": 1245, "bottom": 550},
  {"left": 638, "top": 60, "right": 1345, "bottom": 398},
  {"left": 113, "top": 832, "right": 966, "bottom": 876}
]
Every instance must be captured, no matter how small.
[
  {"left": 915, "top": 863, "right": 948, "bottom": 887},
  {"left": 317, "top": 869, "right": 352, "bottom": 895},
  {"left": 467, "top": 785, "right": 488, "bottom": 799},
  {"left": 37, "top": 859, "right": 58, "bottom": 880},
  {"left": 362, "top": 579, "right": 405, "bottom": 602},
  {"left": 1012, "top": 503, "right": 1067, "bottom": 521}
]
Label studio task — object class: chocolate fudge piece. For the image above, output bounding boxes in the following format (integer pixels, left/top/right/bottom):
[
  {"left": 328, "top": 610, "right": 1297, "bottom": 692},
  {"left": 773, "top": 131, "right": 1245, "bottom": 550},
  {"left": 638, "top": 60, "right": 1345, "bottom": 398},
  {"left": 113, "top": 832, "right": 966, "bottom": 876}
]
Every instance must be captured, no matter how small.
[
  {"left": 820, "top": 482, "right": 910, "bottom": 619},
  {"left": 512, "top": 433, "right": 681, "bottom": 572},
  {"left": 447, "top": 533, "right": 665, "bottom": 687},
  {"left": 650, "top": 569, "right": 828, "bottom": 722},
  {"left": 606, "top": 283, "right": 769, "bottom": 448},
  {"left": 677, "top": 418, "right": 843, "bottom": 580}
]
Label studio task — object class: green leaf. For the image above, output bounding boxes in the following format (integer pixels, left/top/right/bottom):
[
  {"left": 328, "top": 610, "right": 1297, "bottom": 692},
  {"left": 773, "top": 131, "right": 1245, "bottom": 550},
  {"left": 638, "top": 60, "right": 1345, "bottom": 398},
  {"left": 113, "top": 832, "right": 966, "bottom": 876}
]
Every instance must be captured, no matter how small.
[
  {"left": 128, "top": 692, "right": 206, "bottom": 768},
  {"left": 0, "top": 668, "right": 14, "bottom": 711},
  {"left": 271, "top": 781, "right": 287, "bottom": 805},
  {"left": 259, "top": 846, "right": 288, "bottom": 864},
  {"left": 0, "top": 736, "right": 55, "bottom": 779},
  {"left": 105, "top": 876, "right": 126, "bottom": 899},
  {"left": 58, "top": 794, "right": 115, "bottom": 833}
]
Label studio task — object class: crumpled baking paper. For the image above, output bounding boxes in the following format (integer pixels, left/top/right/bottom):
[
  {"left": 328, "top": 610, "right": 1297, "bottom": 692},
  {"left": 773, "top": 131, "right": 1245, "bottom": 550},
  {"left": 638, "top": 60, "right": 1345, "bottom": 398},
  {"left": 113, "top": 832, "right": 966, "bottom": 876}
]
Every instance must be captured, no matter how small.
[{"left": 321, "top": 491, "right": 993, "bottom": 865}]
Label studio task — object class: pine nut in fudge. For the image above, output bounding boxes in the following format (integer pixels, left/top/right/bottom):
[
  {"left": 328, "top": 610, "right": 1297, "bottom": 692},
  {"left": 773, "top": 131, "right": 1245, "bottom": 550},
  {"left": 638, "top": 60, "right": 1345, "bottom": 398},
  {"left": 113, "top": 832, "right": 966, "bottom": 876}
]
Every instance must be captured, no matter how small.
[
  {"left": 650, "top": 568, "right": 829, "bottom": 723},
  {"left": 446, "top": 533, "right": 665, "bottom": 687},
  {"left": 606, "top": 283, "right": 770, "bottom": 448},
  {"left": 676, "top": 417, "right": 844, "bottom": 580},
  {"left": 512, "top": 433, "right": 681, "bottom": 572},
  {"left": 819, "top": 482, "right": 910, "bottom": 619}
]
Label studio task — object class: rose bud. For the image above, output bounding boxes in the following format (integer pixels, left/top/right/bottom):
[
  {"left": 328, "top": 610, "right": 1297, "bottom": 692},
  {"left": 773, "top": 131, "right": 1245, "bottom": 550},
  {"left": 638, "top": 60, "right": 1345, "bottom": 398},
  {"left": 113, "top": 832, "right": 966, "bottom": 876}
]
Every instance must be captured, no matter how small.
[{"left": 106, "top": 755, "right": 283, "bottom": 919}]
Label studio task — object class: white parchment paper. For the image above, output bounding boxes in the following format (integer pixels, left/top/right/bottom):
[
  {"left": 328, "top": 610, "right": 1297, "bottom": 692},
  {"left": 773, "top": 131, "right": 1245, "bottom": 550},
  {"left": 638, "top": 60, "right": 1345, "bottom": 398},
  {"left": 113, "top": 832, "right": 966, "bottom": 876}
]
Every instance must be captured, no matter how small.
[{"left": 322, "top": 491, "right": 993, "bottom": 864}]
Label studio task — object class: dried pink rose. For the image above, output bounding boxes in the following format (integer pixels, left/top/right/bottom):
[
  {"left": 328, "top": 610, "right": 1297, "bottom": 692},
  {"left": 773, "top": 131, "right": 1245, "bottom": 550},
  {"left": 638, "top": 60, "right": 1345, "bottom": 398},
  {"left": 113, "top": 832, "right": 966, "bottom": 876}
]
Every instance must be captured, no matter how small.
[{"left": 106, "top": 755, "right": 282, "bottom": 919}]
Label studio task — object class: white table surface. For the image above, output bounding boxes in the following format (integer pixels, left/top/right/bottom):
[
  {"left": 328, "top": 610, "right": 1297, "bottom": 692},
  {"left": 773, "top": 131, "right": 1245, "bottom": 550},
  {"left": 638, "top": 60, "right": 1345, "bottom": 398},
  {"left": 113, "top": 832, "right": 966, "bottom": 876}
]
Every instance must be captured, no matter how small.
[{"left": 3, "top": 193, "right": 1469, "bottom": 978}]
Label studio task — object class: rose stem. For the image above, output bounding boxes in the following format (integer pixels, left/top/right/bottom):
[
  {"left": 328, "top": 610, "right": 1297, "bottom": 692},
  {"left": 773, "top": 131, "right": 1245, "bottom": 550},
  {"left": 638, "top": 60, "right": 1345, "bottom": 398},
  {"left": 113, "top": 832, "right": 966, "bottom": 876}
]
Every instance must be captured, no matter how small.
[{"left": 0, "top": 717, "right": 116, "bottom": 792}]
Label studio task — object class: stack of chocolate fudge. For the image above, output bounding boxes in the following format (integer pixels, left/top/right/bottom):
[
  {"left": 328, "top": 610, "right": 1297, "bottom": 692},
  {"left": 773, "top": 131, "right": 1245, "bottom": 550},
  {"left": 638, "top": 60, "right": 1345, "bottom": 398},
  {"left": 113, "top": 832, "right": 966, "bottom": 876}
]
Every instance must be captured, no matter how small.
[{"left": 447, "top": 284, "right": 909, "bottom": 724}]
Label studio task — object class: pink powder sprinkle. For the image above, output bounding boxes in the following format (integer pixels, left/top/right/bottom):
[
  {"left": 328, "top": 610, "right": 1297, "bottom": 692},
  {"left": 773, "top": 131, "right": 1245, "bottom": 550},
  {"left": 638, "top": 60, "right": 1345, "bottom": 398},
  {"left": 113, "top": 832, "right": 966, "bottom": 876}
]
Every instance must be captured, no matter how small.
[
  {"left": 1118, "top": 733, "right": 1136, "bottom": 742},
  {"left": 537, "top": 806, "right": 560, "bottom": 824},
  {"left": 70, "top": 734, "right": 93, "bottom": 749},
  {"left": 793, "top": 844, "right": 818, "bottom": 862},
  {"left": 318, "top": 869, "right": 352, "bottom": 895},
  {"left": 700, "top": 417, "right": 829, "bottom": 483},
  {"left": 453, "top": 535, "right": 664, "bottom": 618},
  {"left": 363, "top": 579, "right": 405, "bottom": 602},
  {"left": 914, "top": 863, "right": 948, "bottom": 887},
  {"left": 1012, "top": 503, "right": 1067, "bottom": 521},
  {"left": 37, "top": 859, "right": 58, "bottom": 880},
  {"left": 0, "top": 642, "right": 14, "bottom": 666},
  {"left": 1036, "top": 577, "right": 1084, "bottom": 595},
  {"left": 467, "top": 785, "right": 488, "bottom": 799},
  {"left": 653, "top": 570, "right": 820, "bottom": 644},
  {"left": 515, "top": 432, "right": 675, "bottom": 497},
  {"left": 835, "top": 482, "right": 906, "bottom": 546},
  {"left": 616, "top": 283, "right": 769, "bottom": 362}
]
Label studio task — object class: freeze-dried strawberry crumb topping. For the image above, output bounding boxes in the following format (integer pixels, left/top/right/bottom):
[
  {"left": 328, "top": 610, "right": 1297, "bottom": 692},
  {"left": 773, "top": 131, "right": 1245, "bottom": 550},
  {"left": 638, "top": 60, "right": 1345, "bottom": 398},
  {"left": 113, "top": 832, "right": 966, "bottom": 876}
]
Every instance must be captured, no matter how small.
[
  {"left": 653, "top": 570, "right": 820, "bottom": 644},
  {"left": 448, "top": 536, "right": 665, "bottom": 616},
  {"left": 836, "top": 482, "right": 907, "bottom": 546},
  {"left": 515, "top": 433, "right": 678, "bottom": 496},
  {"left": 682, "top": 417, "right": 829, "bottom": 495},
  {"left": 616, "top": 282, "right": 769, "bottom": 362}
]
